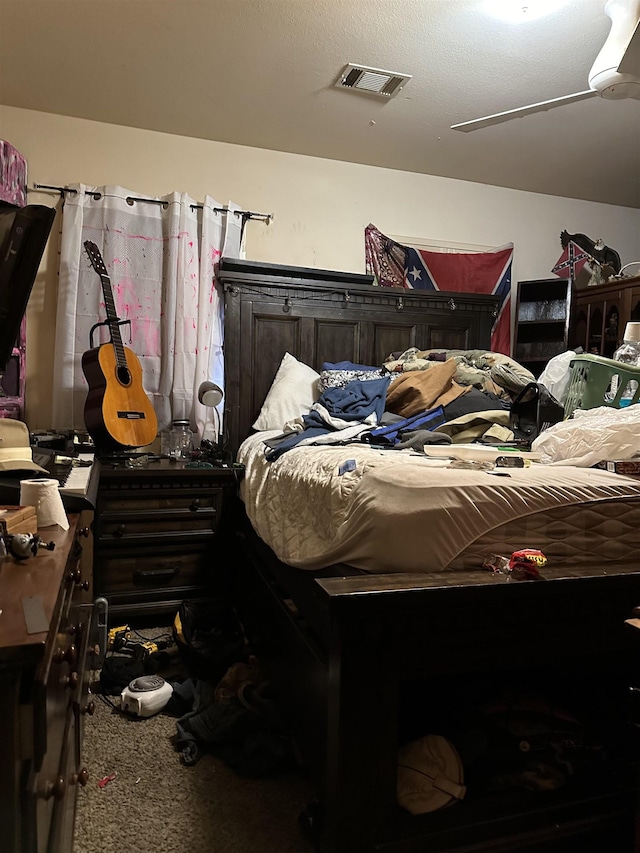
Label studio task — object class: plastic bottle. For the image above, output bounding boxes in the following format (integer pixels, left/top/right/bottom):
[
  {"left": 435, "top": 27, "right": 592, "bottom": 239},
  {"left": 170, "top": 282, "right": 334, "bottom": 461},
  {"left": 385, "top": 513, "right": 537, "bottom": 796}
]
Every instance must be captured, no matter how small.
[{"left": 610, "top": 322, "right": 640, "bottom": 405}]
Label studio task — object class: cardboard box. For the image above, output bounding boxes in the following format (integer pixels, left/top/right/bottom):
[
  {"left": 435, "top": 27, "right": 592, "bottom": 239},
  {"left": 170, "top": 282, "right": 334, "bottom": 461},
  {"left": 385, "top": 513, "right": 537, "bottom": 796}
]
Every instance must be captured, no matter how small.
[
  {"left": 0, "top": 505, "right": 38, "bottom": 536},
  {"left": 595, "top": 459, "right": 640, "bottom": 477}
]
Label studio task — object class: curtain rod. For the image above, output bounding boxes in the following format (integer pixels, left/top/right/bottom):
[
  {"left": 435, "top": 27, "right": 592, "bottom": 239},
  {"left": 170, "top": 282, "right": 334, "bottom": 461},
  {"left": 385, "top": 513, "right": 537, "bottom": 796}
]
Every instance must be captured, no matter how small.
[{"left": 31, "top": 183, "right": 273, "bottom": 224}]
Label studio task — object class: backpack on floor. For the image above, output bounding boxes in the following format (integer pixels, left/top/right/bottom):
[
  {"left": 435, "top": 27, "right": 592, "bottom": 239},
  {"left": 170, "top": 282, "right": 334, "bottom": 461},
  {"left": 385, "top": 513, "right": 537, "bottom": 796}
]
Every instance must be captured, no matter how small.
[{"left": 173, "top": 598, "right": 247, "bottom": 681}]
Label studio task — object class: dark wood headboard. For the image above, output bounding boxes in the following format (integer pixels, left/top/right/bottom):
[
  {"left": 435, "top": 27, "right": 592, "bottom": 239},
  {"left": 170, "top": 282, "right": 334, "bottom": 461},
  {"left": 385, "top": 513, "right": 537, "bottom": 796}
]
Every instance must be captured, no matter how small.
[{"left": 218, "top": 257, "right": 499, "bottom": 456}]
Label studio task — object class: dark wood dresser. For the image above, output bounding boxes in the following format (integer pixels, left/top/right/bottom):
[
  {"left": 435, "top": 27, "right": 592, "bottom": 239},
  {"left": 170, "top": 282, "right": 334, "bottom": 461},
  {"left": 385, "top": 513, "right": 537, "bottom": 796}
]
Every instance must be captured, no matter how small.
[
  {"left": 570, "top": 274, "right": 640, "bottom": 358},
  {"left": 92, "top": 459, "right": 239, "bottom": 619},
  {"left": 0, "top": 515, "right": 95, "bottom": 853}
]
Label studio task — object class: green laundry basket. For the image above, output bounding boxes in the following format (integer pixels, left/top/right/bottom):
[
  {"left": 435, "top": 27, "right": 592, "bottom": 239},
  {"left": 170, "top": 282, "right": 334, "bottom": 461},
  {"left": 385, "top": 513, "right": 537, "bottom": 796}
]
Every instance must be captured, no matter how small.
[{"left": 564, "top": 353, "right": 640, "bottom": 417}]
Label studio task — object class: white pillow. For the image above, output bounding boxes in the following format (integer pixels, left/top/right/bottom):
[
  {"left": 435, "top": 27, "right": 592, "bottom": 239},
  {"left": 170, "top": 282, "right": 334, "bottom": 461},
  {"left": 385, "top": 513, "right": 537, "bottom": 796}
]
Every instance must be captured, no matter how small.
[{"left": 252, "top": 352, "right": 321, "bottom": 431}]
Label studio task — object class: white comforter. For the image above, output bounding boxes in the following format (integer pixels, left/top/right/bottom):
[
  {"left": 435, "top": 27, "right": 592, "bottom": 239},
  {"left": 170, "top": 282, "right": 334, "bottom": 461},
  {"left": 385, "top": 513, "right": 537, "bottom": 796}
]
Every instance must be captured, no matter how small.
[{"left": 238, "top": 431, "right": 640, "bottom": 573}]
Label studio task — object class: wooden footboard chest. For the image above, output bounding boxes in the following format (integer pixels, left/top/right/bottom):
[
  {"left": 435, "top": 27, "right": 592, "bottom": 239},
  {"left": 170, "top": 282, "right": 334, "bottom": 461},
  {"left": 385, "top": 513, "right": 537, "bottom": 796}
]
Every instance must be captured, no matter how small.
[{"left": 236, "top": 520, "right": 640, "bottom": 853}]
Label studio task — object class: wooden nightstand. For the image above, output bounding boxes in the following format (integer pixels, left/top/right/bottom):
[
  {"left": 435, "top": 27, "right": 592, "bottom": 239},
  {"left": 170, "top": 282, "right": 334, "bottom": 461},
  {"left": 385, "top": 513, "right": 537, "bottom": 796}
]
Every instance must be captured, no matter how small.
[{"left": 92, "top": 459, "right": 240, "bottom": 619}]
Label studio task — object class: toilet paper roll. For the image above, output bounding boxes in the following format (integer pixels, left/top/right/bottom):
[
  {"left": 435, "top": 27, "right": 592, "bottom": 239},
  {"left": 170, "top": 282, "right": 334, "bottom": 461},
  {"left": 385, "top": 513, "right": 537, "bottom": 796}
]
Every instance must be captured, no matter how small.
[{"left": 19, "top": 478, "right": 69, "bottom": 530}]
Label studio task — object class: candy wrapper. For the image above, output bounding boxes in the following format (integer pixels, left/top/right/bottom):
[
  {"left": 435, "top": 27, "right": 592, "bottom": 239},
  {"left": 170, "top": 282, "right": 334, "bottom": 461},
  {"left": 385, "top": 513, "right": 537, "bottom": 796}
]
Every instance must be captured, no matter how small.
[{"left": 482, "top": 549, "right": 546, "bottom": 581}]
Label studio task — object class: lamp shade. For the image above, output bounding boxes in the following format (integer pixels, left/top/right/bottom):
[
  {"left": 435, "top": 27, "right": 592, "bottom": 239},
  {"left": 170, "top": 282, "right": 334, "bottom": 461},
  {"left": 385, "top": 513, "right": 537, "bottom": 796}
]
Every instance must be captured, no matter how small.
[
  {"left": 623, "top": 322, "right": 640, "bottom": 342},
  {"left": 198, "top": 381, "right": 223, "bottom": 408}
]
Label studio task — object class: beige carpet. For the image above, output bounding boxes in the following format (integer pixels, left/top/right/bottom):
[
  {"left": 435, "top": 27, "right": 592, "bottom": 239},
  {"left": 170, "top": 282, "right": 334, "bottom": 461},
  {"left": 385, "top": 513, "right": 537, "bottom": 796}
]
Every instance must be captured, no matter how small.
[{"left": 74, "top": 643, "right": 315, "bottom": 853}]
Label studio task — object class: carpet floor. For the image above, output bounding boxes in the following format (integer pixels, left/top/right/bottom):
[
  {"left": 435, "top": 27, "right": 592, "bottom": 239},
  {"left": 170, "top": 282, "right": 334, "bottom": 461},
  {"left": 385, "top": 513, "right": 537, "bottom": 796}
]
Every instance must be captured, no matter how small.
[{"left": 73, "top": 633, "right": 316, "bottom": 853}]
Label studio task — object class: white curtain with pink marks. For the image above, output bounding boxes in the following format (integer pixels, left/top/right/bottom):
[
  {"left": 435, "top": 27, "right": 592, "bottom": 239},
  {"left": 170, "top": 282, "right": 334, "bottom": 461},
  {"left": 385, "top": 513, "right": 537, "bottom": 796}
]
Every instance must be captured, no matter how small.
[{"left": 52, "top": 185, "right": 243, "bottom": 443}]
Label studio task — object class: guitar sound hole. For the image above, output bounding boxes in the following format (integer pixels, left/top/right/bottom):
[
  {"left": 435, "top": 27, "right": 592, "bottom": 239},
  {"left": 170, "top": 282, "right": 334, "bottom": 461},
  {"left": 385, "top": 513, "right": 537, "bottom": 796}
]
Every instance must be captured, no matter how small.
[{"left": 116, "top": 366, "right": 132, "bottom": 386}]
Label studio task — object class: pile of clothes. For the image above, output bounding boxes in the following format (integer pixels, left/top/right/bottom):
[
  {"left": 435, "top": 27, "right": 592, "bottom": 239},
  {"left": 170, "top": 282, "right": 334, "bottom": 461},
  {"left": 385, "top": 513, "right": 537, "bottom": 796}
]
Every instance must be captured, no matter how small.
[{"left": 264, "top": 349, "right": 537, "bottom": 460}]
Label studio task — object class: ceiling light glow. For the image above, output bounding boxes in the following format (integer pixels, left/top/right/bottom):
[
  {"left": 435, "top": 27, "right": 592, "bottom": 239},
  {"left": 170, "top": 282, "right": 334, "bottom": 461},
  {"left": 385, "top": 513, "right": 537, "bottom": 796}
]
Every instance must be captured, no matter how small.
[{"left": 484, "top": 0, "right": 569, "bottom": 22}]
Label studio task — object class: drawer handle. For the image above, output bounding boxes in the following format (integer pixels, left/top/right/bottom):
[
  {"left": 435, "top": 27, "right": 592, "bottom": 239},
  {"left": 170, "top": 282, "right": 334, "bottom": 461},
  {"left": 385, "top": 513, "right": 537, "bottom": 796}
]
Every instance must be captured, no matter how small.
[
  {"left": 66, "top": 569, "right": 89, "bottom": 590},
  {"left": 133, "top": 566, "right": 179, "bottom": 582},
  {"left": 53, "top": 644, "right": 77, "bottom": 667},
  {"left": 40, "top": 776, "right": 66, "bottom": 801},
  {"left": 62, "top": 671, "right": 80, "bottom": 690},
  {"left": 189, "top": 499, "right": 201, "bottom": 512},
  {"left": 114, "top": 524, "right": 126, "bottom": 537},
  {"left": 73, "top": 768, "right": 89, "bottom": 787}
]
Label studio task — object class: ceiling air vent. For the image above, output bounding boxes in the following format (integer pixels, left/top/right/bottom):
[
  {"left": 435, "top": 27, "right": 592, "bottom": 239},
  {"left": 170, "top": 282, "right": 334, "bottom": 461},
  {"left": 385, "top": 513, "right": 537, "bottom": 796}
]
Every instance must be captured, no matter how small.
[{"left": 336, "top": 64, "right": 411, "bottom": 99}]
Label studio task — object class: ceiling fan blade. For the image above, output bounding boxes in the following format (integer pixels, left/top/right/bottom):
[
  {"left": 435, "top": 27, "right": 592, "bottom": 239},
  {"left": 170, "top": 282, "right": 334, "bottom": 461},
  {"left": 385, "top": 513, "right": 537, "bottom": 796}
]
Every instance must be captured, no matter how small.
[
  {"left": 451, "top": 90, "right": 598, "bottom": 132},
  {"left": 617, "top": 19, "right": 640, "bottom": 75}
]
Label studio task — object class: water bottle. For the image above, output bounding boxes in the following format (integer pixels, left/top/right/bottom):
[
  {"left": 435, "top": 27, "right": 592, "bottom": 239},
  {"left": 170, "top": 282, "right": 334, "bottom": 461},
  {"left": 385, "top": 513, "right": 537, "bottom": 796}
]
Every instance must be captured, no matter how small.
[
  {"left": 610, "top": 322, "right": 640, "bottom": 405},
  {"left": 168, "top": 419, "right": 194, "bottom": 459}
]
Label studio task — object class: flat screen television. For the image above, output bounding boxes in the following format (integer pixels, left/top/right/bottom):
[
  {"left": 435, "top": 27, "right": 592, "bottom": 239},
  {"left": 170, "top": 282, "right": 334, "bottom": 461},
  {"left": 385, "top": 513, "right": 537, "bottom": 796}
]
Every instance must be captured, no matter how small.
[{"left": 0, "top": 203, "right": 56, "bottom": 388}]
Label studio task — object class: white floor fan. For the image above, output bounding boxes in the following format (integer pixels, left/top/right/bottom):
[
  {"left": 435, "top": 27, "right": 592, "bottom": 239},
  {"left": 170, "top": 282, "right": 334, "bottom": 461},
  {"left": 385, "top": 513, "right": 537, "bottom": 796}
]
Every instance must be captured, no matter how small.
[{"left": 452, "top": 0, "right": 640, "bottom": 131}]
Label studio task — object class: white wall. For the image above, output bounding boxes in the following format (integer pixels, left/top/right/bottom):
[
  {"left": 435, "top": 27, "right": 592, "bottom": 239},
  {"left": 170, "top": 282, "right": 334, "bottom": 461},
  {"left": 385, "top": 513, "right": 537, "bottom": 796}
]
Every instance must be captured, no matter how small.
[{"left": 2, "top": 105, "right": 639, "bottom": 428}]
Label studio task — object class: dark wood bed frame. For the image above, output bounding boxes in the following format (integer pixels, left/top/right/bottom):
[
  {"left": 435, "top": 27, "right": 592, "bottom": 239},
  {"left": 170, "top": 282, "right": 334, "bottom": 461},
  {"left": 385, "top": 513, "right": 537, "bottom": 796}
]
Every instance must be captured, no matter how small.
[{"left": 219, "top": 257, "right": 640, "bottom": 853}]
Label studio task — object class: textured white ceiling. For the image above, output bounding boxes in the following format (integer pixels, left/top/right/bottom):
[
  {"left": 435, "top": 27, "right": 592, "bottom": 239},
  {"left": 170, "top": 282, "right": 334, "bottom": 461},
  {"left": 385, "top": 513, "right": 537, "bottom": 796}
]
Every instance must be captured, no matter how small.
[{"left": 1, "top": 0, "right": 639, "bottom": 208}]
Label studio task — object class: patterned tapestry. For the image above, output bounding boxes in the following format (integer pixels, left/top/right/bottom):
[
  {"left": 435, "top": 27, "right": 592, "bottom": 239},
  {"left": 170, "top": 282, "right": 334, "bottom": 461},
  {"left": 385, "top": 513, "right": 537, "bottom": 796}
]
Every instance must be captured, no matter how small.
[{"left": 0, "top": 141, "right": 27, "bottom": 206}]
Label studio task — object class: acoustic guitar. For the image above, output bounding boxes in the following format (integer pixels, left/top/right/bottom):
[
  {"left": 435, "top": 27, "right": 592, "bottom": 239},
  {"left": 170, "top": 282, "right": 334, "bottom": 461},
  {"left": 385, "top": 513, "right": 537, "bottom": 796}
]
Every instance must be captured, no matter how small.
[{"left": 81, "top": 240, "right": 158, "bottom": 451}]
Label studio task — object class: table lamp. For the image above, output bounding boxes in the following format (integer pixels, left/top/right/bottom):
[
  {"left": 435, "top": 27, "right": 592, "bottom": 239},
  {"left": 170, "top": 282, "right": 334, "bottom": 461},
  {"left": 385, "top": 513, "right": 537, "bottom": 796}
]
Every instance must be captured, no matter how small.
[
  {"left": 197, "top": 381, "right": 223, "bottom": 408},
  {"left": 197, "top": 381, "right": 224, "bottom": 446}
]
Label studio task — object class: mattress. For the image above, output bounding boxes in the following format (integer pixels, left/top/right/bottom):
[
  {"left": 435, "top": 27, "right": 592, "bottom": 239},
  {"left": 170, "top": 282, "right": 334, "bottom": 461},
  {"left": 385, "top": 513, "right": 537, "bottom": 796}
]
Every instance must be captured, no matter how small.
[{"left": 237, "top": 432, "right": 640, "bottom": 574}]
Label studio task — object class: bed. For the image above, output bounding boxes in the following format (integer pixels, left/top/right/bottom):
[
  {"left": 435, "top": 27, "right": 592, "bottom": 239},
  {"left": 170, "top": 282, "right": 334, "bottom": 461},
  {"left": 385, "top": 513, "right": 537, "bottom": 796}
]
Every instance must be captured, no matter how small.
[{"left": 219, "top": 257, "right": 640, "bottom": 853}]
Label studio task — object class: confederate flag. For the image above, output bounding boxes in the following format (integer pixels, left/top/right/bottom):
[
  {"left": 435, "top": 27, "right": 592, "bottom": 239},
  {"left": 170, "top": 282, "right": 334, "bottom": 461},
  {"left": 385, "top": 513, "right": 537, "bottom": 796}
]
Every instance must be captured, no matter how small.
[
  {"left": 405, "top": 244, "right": 513, "bottom": 356},
  {"left": 364, "top": 224, "right": 513, "bottom": 355},
  {"left": 551, "top": 240, "right": 592, "bottom": 279}
]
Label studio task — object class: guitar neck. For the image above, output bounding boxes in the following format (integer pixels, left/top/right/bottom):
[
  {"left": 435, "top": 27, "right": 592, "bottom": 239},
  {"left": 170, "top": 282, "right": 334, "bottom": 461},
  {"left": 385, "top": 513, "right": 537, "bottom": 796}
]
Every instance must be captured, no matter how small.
[
  {"left": 99, "top": 273, "right": 127, "bottom": 363},
  {"left": 83, "top": 240, "right": 129, "bottom": 363}
]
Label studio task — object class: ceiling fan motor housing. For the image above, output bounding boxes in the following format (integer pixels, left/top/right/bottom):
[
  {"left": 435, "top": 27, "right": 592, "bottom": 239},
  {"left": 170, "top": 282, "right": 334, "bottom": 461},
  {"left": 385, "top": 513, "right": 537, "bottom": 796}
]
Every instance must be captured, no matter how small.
[
  {"left": 588, "top": 0, "right": 640, "bottom": 99},
  {"left": 589, "top": 70, "right": 640, "bottom": 98}
]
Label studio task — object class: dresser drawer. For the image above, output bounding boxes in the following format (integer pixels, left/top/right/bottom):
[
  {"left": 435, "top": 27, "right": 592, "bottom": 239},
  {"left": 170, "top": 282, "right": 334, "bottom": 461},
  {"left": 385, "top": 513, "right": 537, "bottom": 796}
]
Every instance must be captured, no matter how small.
[
  {"left": 98, "top": 490, "right": 221, "bottom": 514},
  {"left": 96, "top": 544, "right": 213, "bottom": 594},
  {"left": 98, "top": 512, "right": 218, "bottom": 543},
  {"left": 97, "top": 491, "right": 222, "bottom": 541},
  {"left": 32, "top": 707, "right": 74, "bottom": 853},
  {"left": 46, "top": 710, "right": 83, "bottom": 853}
]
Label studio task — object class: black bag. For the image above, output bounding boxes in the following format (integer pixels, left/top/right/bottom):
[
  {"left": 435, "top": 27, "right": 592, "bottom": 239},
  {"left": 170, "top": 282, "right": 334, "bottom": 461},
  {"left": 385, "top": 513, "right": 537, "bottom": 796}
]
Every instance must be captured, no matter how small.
[
  {"left": 173, "top": 598, "right": 247, "bottom": 681},
  {"left": 100, "top": 657, "right": 145, "bottom": 695},
  {"left": 510, "top": 382, "right": 564, "bottom": 440}
]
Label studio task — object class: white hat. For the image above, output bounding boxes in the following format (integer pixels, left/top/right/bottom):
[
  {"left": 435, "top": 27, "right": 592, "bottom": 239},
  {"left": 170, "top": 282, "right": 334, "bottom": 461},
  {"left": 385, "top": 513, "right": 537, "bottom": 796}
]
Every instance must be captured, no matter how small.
[
  {"left": 397, "top": 734, "right": 466, "bottom": 814},
  {"left": 0, "top": 419, "right": 48, "bottom": 472}
]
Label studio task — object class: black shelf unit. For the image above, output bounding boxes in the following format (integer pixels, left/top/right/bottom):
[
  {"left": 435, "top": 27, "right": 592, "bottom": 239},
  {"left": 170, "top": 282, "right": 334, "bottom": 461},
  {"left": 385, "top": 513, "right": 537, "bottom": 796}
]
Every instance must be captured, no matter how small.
[{"left": 514, "top": 278, "right": 572, "bottom": 376}]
